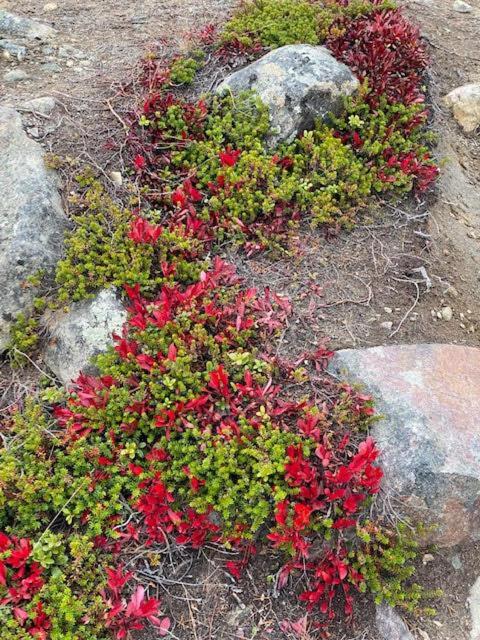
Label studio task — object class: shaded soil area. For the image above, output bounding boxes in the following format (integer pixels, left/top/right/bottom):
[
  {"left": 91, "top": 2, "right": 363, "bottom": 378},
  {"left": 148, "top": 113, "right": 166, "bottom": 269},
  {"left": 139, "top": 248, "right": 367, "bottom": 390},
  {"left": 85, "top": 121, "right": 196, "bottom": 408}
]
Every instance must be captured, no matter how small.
[{"left": 1, "top": 0, "right": 479, "bottom": 639}]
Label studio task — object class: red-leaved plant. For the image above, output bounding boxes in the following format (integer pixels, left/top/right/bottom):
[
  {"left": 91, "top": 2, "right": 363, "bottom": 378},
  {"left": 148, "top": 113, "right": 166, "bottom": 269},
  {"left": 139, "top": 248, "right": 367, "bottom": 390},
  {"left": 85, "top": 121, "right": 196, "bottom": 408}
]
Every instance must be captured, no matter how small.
[{"left": 102, "top": 567, "right": 170, "bottom": 639}]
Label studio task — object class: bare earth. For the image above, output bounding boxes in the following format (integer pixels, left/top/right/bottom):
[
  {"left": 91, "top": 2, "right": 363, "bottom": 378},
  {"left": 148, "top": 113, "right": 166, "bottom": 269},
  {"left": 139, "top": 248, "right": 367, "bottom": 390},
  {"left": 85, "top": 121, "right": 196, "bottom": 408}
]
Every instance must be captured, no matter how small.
[{"left": 1, "top": 0, "right": 479, "bottom": 638}]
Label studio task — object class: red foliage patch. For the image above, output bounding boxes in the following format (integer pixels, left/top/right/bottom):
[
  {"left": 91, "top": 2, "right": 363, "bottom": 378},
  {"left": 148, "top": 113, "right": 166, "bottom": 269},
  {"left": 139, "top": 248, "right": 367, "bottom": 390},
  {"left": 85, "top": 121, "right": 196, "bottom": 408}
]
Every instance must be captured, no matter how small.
[{"left": 327, "top": 8, "right": 428, "bottom": 105}]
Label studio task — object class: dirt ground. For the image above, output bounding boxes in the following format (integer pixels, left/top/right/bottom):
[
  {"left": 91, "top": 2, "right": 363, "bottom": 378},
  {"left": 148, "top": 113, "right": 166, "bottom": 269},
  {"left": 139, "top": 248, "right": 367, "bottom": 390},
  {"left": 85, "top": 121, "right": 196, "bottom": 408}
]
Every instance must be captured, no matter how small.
[{"left": 1, "top": 0, "right": 479, "bottom": 638}]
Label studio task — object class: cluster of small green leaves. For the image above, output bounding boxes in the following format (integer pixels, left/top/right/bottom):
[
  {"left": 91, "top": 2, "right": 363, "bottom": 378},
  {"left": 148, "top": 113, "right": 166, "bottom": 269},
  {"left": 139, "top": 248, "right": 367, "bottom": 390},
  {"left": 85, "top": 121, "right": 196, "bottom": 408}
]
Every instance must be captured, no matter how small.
[
  {"left": 162, "top": 92, "right": 374, "bottom": 229},
  {"left": 332, "top": 88, "right": 438, "bottom": 194},
  {"left": 55, "top": 176, "right": 205, "bottom": 303},
  {"left": 55, "top": 177, "right": 153, "bottom": 302},
  {"left": 354, "top": 522, "right": 441, "bottom": 614},
  {"left": 91, "top": 288, "right": 305, "bottom": 535},
  {"left": 220, "top": 0, "right": 396, "bottom": 49},
  {"left": 0, "top": 402, "right": 115, "bottom": 639},
  {"left": 6, "top": 313, "right": 41, "bottom": 366},
  {"left": 221, "top": 0, "right": 322, "bottom": 48},
  {"left": 163, "top": 419, "right": 308, "bottom": 535},
  {"left": 170, "top": 52, "right": 205, "bottom": 85},
  {"left": 0, "top": 401, "right": 137, "bottom": 539}
]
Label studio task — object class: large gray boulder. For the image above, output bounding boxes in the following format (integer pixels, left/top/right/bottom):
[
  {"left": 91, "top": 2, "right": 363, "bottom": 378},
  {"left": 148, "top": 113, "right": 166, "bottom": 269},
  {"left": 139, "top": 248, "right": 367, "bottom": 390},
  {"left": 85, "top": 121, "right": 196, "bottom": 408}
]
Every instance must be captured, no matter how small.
[
  {"left": 42, "top": 288, "right": 127, "bottom": 385},
  {"left": 217, "top": 45, "right": 359, "bottom": 146},
  {"left": 0, "top": 107, "right": 67, "bottom": 351},
  {"left": 330, "top": 344, "right": 480, "bottom": 547},
  {"left": 0, "top": 10, "right": 55, "bottom": 41}
]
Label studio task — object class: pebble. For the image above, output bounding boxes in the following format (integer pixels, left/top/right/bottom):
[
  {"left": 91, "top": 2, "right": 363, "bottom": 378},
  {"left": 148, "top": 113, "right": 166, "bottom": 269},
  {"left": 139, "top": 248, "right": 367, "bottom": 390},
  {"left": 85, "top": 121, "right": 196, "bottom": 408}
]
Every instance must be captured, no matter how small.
[
  {"left": 21, "top": 96, "right": 56, "bottom": 116},
  {"left": 446, "top": 285, "right": 459, "bottom": 298},
  {"left": 422, "top": 553, "right": 434, "bottom": 565},
  {"left": 0, "top": 39, "right": 27, "bottom": 61},
  {"left": 451, "top": 554, "right": 463, "bottom": 570},
  {"left": 380, "top": 321, "right": 393, "bottom": 331},
  {"left": 441, "top": 306, "right": 453, "bottom": 321},
  {"left": 41, "top": 62, "right": 62, "bottom": 73},
  {"left": 43, "top": 2, "right": 58, "bottom": 10},
  {"left": 384, "top": 306, "right": 393, "bottom": 314},
  {"left": 58, "top": 45, "right": 88, "bottom": 60},
  {"left": 3, "top": 69, "right": 29, "bottom": 83},
  {"left": 27, "top": 126, "right": 40, "bottom": 138},
  {"left": 453, "top": 0, "right": 473, "bottom": 11},
  {"left": 110, "top": 171, "right": 123, "bottom": 187}
]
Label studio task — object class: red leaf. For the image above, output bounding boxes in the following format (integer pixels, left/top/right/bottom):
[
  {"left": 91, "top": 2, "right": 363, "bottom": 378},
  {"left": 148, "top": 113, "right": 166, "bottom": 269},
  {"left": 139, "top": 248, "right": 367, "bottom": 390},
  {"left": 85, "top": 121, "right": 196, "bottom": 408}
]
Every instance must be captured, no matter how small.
[
  {"left": 219, "top": 148, "right": 241, "bottom": 167},
  {"left": 134, "top": 155, "right": 146, "bottom": 171},
  {"left": 156, "top": 617, "right": 171, "bottom": 636}
]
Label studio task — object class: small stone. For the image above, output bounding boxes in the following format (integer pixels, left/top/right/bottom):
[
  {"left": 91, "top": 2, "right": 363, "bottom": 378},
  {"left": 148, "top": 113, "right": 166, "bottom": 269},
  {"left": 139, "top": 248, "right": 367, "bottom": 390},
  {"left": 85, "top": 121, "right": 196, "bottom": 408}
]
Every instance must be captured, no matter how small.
[
  {"left": 110, "top": 171, "right": 123, "bottom": 187},
  {"left": 58, "top": 45, "right": 87, "bottom": 60},
  {"left": 27, "top": 126, "right": 40, "bottom": 138},
  {"left": 376, "top": 604, "right": 414, "bottom": 640},
  {"left": 0, "top": 39, "right": 27, "bottom": 61},
  {"left": 422, "top": 553, "right": 434, "bottom": 565},
  {"left": 380, "top": 321, "right": 393, "bottom": 331},
  {"left": 65, "top": 59, "right": 74, "bottom": 68},
  {"left": 131, "top": 14, "right": 148, "bottom": 24},
  {"left": 445, "top": 83, "right": 480, "bottom": 133},
  {"left": 41, "top": 62, "right": 62, "bottom": 73},
  {"left": 451, "top": 554, "right": 462, "bottom": 570},
  {"left": 43, "top": 2, "right": 58, "bottom": 10},
  {"left": 446, "top": 285, "right": 459, "bottom": 298},
  {"left": 3, "top": 68, "right": 29, "bottom": 82},
  {"left": 453, "top": 0, "right": 473, "bottom": 11},
  {"left": 441, "top": 306, "right": 453, "bottom": 321},
  {"left": 384, "top": 307, "right": 393, "bottom": 314},
  {"left": 21, "top": 96, "right": 56, "bottom": 116}
]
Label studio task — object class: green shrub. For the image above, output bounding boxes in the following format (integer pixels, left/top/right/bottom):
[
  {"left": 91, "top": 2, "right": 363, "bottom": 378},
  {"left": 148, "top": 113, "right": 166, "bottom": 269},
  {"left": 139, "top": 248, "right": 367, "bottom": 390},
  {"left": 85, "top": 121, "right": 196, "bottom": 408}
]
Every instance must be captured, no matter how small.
[
  {"left": 221, "top": 0, "right": 321, "bottom": 48},
  {"left": 55, "top": 178, "right": 206, "bottom": 303}
]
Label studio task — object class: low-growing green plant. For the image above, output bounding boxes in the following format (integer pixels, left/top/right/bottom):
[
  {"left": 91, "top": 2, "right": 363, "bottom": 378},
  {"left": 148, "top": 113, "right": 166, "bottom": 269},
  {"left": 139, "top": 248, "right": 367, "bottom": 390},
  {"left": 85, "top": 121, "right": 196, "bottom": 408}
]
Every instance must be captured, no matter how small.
[
  {"left": 7, "top": 312, "right": 41, "bottom": 366},
  {"left": 170, "top": 56, "right": 202, "bottom": 85},
  {"left": 221, "top": 0, "right": 322, "bottom": 48},
  {"left": 55, "top": 177, "right": 206, "bottom": 302},
  {"left": 332, "top": 88, "right": 438, "bottom": 193},
  {"left": 353, "top": 522, "right": 441, "bottom": 614},
  {"left": 220, "top": 0, "right": 397, "bottom": 49}
]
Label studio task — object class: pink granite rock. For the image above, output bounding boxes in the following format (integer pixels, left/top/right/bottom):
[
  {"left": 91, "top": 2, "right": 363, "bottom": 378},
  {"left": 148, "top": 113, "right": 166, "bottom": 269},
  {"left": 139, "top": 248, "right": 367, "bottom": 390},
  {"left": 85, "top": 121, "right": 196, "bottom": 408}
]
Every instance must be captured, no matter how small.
[{"left": 330, "top": 344, "right": 480, "bottom": 547}]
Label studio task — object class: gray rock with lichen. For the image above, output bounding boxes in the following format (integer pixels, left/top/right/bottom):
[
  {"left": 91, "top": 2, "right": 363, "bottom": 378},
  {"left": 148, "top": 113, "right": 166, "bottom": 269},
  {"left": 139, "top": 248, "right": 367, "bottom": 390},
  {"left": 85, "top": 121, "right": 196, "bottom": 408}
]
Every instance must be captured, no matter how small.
[
  {"left": 42, "top": 289, "right": 127, "bottom": 385},
  {"left": 217, "top": 44, "right": 359, "bottom": 146},
  {"left": 0, "top": 106, "right": 67, "bottom": 351},
  {"left": 0, "top": 9, "right": 55, "bottom": 41}
]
